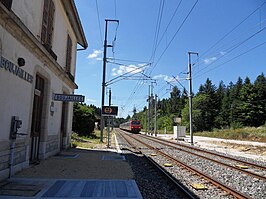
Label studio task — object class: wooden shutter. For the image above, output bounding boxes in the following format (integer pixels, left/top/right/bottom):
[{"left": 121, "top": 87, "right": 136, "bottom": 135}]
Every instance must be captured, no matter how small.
[
  {"left": 66, "top": 35, "right": 72, "bottom": 72},
  {"left": 46, "top": 0, "right": 55, "bottom": 48},
  {"left": 0, "top": 0, "right": 13, "bottom": 10},
  {"left": 41, "top": 0, "right": 50, "bottom": 44},
  {"left": 41, "top": 0, "right": 54, "bottom": 48}
]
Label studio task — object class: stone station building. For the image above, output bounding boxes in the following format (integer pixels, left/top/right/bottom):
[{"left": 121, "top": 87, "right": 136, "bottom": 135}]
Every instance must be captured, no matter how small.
[{"left": 0, "top": 0, "right": 87, "bottom": 180}]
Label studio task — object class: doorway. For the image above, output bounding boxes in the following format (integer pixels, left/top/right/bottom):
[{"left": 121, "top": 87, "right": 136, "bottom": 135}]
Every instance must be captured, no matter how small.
[
  {"left": 30, "top": 75, "right": 44, "bottom": 163},
  {"left": 60, "top": 101, "right": 68, "bottom": 149}
]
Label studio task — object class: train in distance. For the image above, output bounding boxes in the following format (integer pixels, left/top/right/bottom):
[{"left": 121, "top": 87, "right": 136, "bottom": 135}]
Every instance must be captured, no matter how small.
[{"left": 119, "top": 119, "right": 141, "bottom": 133}]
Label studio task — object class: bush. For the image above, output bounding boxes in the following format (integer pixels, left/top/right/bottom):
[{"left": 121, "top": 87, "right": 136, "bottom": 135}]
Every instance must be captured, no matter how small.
[{"left": 231, "top": 122, "right": 243, "bottom": 129}]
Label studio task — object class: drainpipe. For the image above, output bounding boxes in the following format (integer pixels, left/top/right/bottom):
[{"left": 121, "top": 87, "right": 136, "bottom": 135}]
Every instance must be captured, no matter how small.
[{"left": 9, "top": 140, "right": 15, "bottom": 178}]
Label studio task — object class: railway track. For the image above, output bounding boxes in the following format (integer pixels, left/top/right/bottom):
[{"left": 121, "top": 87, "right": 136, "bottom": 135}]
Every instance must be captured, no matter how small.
[
  {"left": 116, "top": 130, "right": 198, "bottom": 199},
  {"left": 117, "top": 129, "right": 266, "bottom": 199},
  {"left": 139, "top": 134, "right": 266, "bottom": 181}
]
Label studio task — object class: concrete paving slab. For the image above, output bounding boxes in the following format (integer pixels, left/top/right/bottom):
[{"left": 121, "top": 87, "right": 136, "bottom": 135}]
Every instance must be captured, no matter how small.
[{"left": 0, "top": 179, "right": 143, "bottom": 199}]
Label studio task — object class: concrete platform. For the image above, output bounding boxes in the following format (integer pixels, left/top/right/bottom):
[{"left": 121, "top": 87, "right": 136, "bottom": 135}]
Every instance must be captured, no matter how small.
[
  {"left": 0, "top": 179, "right": 142, "bottom": 199},
  {"left": 0, "top": 148, "right": 142, "bottom": 199}
]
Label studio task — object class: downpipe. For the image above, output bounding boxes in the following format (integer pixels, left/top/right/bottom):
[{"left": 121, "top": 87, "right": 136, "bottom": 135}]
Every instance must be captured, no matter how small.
[{"left": 9, "top": 140, "right": 15, "bottom": 178}]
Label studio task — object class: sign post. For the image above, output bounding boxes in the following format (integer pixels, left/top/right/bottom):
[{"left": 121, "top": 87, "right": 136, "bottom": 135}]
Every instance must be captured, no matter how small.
[{"left": 102, "top": 106, "right": 118, "bottom": 148}]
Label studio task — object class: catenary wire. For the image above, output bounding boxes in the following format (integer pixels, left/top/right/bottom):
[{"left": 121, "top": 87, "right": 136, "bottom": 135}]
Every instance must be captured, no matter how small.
[
  {"left": 194, "top": 41, "right": 266, "bottom": 79},
  {"left": 95, "top": 0, "right": 103, "bottom": 44},
  {"left": 148, "top": 0, "right": 199, "bottom": 75}
]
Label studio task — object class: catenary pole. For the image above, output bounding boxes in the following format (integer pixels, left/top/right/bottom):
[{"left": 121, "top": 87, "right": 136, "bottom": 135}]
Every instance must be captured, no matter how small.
[
  {"left": 148, "top": 85, "right": 151, "bottom": 135},
  {"left": 100, "top": 19, "right": 119, "bottom": 142},
  {"left": 154, "top": 94, "right": 157, "bottom": 136},
  {"left": 188, "top": 52, "right": 198, "bottom": 145}
]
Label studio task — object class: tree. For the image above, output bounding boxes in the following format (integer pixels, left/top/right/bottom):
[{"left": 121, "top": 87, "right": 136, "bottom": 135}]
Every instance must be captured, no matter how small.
[
  {"left": 253, "top": 73, "right": 266, "bottom": 126},
  {"left": 196, "top": 78, "right": 217, "bottom": 131},
  {"left": 72, "top": 103, "right": 96, "bottom": 136},
  {"left": 214, "top": 81, "right": 226, "bottom": 128},
  {"left": 182, "top": 95, "right": 205, "bottom": 132},
  {"left": 169, "top": 86, "right": 182, "bottom": 116}
]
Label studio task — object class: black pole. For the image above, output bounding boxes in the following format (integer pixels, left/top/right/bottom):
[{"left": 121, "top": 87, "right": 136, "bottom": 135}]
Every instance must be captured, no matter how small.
[{"left": 100, "top": 19, "right": 119, "bottom": 142}]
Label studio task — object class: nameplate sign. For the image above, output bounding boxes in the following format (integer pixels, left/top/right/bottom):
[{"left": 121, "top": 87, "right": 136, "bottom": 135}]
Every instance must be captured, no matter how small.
[
  {"left": 0, "top": 56, "right": 33, "bottom": 83},
  {"left": 53, "top": 94, "right": 85, "bottom": 102}
]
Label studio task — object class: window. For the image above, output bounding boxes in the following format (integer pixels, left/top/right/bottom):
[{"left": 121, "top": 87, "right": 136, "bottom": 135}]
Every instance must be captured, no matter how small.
[
  {"left": 65, "top": 35, "right": 72, "bottom": 73},
  {"left": 0, "top": 0, "right": 12, "bottom": 10},
  {"left": 41, "top": 0, "right": 55, "bottom": 49}
]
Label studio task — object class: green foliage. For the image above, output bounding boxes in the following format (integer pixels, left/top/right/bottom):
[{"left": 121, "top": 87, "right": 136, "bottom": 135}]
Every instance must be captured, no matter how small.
[
  {"left": 157, "top": 115, "right": 173, "bottom": 131},
  {"left": 231, "top": 122, "right": 244, "bottom": 129},
  {"left": 72, "top": 102, "right": 96, "bottom": 136},
  {"left": 194, "top": 126, "right": 266, "bottom": 142},
  {"left": 134, "top": 73, "right": 265, "bottom": 134}
]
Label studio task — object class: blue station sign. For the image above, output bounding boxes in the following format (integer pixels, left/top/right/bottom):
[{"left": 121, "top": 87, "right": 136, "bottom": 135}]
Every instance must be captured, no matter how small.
[{"left": 53, "top": 93, "right": 85, "bottom": 102}]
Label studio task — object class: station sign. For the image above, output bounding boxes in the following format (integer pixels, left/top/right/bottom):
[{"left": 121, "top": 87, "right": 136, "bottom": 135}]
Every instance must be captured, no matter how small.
[
  {"left": 53, "top": 93, "right": 85, "bottom": 102},
  {"left": 102, "top": 106, "right": 118, "bottom": 116}
]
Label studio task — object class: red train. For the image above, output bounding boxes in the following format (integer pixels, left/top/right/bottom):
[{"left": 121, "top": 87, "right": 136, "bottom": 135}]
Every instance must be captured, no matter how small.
[{"left": 119, "top": 120, "right": 141, "bottom": 133}]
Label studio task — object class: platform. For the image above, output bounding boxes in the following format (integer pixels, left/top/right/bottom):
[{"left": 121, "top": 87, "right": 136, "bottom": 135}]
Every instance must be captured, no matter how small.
[{"left": 0, "top": 148, "right": 143, "bottom": 199}]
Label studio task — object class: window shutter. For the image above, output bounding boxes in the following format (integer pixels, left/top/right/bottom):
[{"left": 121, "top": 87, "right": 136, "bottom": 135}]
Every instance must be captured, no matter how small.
[
  {"left": 41, "top": 0, "right": 50, "bottom": 44},
  {"left": 41, "top": 0, "right": 54, "bottom": 48},
  {"left": 46, "top": 0, "right": 55, "bottom": 48},
  {"left": 66, "top": 35, "right": 72, "bottom": 72}
]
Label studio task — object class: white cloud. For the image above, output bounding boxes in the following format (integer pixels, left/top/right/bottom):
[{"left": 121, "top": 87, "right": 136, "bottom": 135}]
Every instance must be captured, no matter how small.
[
  {"left": 111, "top": 64, "right": 147, "bottom": 76},
  {"left": 87, "top": 98, "right": 97, "bottom": 103},
  {"left": 153, "top": 74, "right": 180, "bottom": 82},
  {"left": 204, "top": 57, "right": 217, "bottom": 64},
  {"left": 220, "top": 51, "right": 226, "bottom": 56},
  {"left": 87, "top": 49, "right": 102, "bottom": 59},
  {"left": 153, "top": 74, "right": 166, "bottom": 79}
]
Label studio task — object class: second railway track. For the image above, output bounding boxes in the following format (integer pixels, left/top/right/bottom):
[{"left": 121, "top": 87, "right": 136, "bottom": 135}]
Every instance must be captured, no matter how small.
[{"left": 116, "top": 129, "right": 266, "bottom": 199}]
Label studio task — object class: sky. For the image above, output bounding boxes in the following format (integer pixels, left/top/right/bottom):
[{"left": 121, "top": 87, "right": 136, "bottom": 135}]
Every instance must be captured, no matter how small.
[{"left": 74, "top": 0, "right": 266, "bottom": 118}]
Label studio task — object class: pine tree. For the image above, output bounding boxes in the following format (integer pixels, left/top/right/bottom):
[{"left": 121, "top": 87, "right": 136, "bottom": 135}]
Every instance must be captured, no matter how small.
[
  {"left": 253, "top": 73, "right": 266, "bottom": 126},
  {"left": 196, "top": 78, "right": 217, "bottom": 131},
  {"left": 238, "top": 77, "right": 256, "bottom": 126}
]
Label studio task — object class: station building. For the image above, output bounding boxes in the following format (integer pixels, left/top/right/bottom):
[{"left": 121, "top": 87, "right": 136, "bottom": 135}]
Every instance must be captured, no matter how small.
[{"left": 0, "top": 0, "right": 87, "bottom": 180}]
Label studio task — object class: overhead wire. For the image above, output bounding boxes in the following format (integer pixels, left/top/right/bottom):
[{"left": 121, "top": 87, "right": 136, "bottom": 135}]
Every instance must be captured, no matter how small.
[
  {"left": 150, "top": 0, "right": 183, "bottom": 63},
  {"left": 148, "top": 0, "right": 199, "bottom": 75},
  {"left": 194, "top": 41, "right": 266, "bottom": 79},
  {"left": 187, "top": 2, "right": 266, "bottom": 74},
  {"left": 191, "top": 18, "right": 266, "bottom": 74},
  {"left": 150, "top": 0, "right": 165, "bottom": 63},
  {"left": 120, "top": 0, "right": 166, "bottom": 116},
  {"left": 190, "top": 18, "right": 266, "bottom": 75},
  {"left": 175, "top": 2, "right": 266, "bottom": 76},
  {"left": 95, "top": 0, "right": 103, "bottom": 44},
  {"left": 199, "top": 1, "right": 266, "bottom": 60},
  {"left": 121, "top": 0, "right": 198, "bottom": 117},
  {"left": 194, "top": 26, "right": 266, "bottom": 77},
  {"left": 114, "top": 0, "right": 117, "bottom": 19}
]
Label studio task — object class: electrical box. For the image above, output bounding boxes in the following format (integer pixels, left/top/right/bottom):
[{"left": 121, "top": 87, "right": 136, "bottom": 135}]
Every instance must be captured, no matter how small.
[{"left": 10, "top": 116, "right": 22, "bottom": 140}]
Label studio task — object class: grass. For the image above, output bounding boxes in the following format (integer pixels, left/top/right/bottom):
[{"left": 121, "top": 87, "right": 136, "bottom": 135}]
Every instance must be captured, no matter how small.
[
  {"left": 71, "top": 130, "right": 107, "bottom": 149},
  {"left": 193, "top": 126, "right": 266, "bottom": 142}
]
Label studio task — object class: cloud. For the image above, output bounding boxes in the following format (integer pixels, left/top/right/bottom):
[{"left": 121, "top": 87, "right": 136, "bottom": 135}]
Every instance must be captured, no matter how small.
[
  {"left": 87, "top": 98, "right": 97, "bottom": 103},
  {"left": 153, "top": 74, "right": 166, "bottom": 79},
  {"left": 111, "top": 64, "right": 147, "bottom": 76},
  {"left": 153, "top": 74, "right": 180, "bottom": 82},
  {"left": 87, "top": 49, "right": 102, "bottom": 59},
  {"left": 220, "top": 51, "right": 226, "bottom": 56},
  {"left": 204, "top": 57, "right": 217, "bottom": 64}
]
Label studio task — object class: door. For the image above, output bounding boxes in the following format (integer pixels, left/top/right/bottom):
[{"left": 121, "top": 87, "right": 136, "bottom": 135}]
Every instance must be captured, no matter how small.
[
  {"left": 30, "top": 75, "right": 44, "bottom": 163},
  {"left": 60, "top": 101, "right": 67, "bottom": 149}
]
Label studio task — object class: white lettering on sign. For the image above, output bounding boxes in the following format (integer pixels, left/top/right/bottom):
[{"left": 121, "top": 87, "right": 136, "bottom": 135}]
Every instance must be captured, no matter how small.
[{"left": 53, "top": 94, "right": 85, "bottom": 102}]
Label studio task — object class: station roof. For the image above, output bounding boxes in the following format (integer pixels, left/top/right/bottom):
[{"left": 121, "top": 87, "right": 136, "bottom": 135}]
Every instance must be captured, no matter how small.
[{"left": 61, "top": 0, "right": 88, "bottom": 49}]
